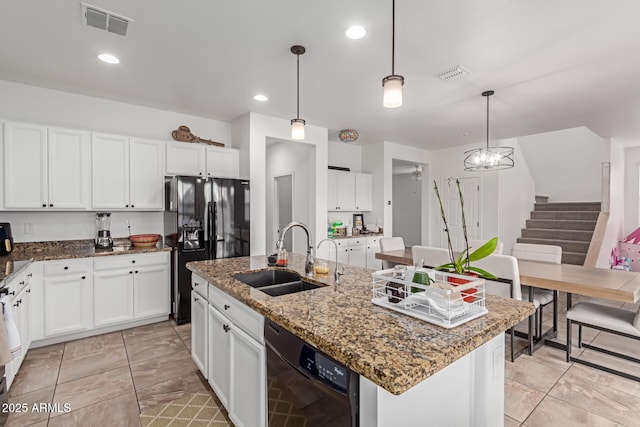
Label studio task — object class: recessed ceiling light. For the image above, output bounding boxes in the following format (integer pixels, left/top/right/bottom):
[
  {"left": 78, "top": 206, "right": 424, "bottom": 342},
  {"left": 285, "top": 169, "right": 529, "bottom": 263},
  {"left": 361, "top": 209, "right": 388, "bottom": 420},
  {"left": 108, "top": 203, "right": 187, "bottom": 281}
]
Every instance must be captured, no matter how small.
[
  {"left": 345, "top": 26, "right": 366, "bottom": 39},
  {"left": 254, "top": 94, "right": 268, "bottom": 102},
  {"left": 98, "top": 53, "right": 119, "bottom": 64}
]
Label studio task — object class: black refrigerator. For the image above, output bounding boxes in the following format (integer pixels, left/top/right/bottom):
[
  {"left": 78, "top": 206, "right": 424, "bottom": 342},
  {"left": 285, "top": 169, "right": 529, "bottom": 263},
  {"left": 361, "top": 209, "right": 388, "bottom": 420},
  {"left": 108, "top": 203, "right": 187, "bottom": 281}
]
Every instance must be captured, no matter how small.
[{"left": 164, "top": 176, "right": 250, "bottom": 324}]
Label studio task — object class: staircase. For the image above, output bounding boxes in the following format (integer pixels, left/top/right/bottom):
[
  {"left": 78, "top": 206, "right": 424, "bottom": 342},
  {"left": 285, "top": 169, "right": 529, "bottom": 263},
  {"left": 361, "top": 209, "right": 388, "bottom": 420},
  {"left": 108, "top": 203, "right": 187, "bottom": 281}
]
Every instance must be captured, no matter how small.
[{"left": 516, "top": 197, "right": 601, "bottom": 265}]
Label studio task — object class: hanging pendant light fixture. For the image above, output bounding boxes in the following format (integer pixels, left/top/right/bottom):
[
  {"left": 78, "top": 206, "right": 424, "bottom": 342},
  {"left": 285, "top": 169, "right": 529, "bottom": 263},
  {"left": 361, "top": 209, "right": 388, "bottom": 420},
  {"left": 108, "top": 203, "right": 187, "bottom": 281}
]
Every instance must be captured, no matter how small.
[
  {"left": 290, "top": 45, "right": 306, "bottom": 140},
  {"left": 382, "top": 0, "right": 404, "bottom": 108},
  {"left": 463, "top": 90, "right": 514, "bottom": 171}
]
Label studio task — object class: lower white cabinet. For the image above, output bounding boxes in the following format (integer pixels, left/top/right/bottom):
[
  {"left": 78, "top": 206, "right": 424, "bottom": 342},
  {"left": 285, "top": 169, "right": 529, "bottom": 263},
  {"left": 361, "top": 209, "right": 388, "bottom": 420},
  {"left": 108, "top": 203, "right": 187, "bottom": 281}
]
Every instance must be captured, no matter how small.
[
  {"left": 43, "top": 259, "right": 93, "bottom": 337},
  {"left": 134, "top": 263, "right": 170, "bottom": 318},
  {"left": 93, "top": 269, "right": 134, "bottom": 327},
  {"left": 334, "top": 237, "right": 372, "bottom": 268},
  {"left": 366, "top": 236, "right": 381, "bottom": 270},
  {"left": 4, "top": 267, "right": 33, "bottom": 389},
  {"left": 191, "top": 290, "right": 208, "bottom": 377},
  {"left": 207, "top": 304, "right": 230, "bottom": 408}
]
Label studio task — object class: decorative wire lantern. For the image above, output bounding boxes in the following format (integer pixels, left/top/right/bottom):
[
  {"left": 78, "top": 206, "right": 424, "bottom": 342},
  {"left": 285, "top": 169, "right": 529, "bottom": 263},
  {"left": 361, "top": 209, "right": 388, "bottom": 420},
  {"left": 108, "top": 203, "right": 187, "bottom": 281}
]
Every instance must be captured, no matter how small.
[{"left": 463, "top": 90, "right": 514, "bottom": 171}]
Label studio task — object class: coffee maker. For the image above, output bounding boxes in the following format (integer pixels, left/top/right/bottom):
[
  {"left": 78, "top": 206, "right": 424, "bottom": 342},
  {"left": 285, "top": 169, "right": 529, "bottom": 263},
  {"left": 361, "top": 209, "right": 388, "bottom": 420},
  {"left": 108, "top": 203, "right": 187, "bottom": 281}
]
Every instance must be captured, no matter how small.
[{"left": 95, "top": 212, "right": 113, "bottom": 249}]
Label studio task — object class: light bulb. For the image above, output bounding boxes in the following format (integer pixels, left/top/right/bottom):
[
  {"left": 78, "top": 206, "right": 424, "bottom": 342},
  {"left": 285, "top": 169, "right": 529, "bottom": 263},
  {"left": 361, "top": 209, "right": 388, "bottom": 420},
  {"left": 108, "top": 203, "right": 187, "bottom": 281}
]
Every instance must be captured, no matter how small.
[
  {"left": 383, "top": 75, "right": 404, "bottom": 108},
  {"left": 291, "top": 119, "right": 305, "bottom": 140}
]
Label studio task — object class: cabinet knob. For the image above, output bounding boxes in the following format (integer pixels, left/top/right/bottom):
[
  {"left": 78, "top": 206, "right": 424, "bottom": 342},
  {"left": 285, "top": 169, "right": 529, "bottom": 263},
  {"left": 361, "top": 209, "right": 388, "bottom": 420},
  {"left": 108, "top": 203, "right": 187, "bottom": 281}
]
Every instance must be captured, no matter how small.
[
  {"left": 132, "top": 260, "right": 136, "bottom": 264},
  {"left": 224, "top": 304, "right": 230, "bottom": 310},
  {"left": 199, "top": 172, "right": 202, "bottom": 175},
  {"left": 194, "top": 297, "right": 199, "bottom": 302},
  {"left": 223, "top": 324, "right": 230, "bottom": 333},
  {"left": 82, "top": 276, "right": 86, "bottom": 280},
  {"left": 194, "top": 282, "right": 199, "bottom": 287},
  {"left": 131, "top": 205, "right": 135, "bottom": 208},
  {"left": 64, "top": 266, "right": 69, "bottom": 270},
  {"left": 49, "top": 203, "right": 54, "bottom": 207},
  {"left": 8, "top": 291, "right": 14, "bottom": 296},
  {"left": 130, "top": 271, "right": 133, "bottom": 274},
  {"left": 27, "top": 273, "right": 32, "bottom": 278},
  {"left": 19, "top": 281, "right": 24, "bottom": 286},
  {"left": 125, "top": 204, "right": 129, "bottom": 208},
  {"left": 135, "top": 270, "right": 138, "bottom": 274},
  {"left": 42, "top": 203, "right": 46, "bottom": 207},
  {"left": 26, "top": 289, "right": 31, "bottom": 293}
]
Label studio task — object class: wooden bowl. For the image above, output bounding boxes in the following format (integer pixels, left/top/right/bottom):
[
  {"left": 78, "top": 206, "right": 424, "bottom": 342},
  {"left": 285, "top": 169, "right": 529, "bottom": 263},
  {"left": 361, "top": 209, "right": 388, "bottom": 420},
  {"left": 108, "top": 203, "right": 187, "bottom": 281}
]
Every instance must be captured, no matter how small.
[{"left": 128, "top": 234, "right": 161, "bottom": 248}]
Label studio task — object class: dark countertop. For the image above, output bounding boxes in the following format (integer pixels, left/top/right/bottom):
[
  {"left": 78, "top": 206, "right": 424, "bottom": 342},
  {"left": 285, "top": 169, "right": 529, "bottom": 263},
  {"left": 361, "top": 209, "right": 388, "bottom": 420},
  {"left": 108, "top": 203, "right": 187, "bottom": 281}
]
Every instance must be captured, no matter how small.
[
  {"left": 0, "top": 239, "right": 171, "bottom": 281},
  {"left": 187, "top": 254, "right": 535, "bottom": 395}
]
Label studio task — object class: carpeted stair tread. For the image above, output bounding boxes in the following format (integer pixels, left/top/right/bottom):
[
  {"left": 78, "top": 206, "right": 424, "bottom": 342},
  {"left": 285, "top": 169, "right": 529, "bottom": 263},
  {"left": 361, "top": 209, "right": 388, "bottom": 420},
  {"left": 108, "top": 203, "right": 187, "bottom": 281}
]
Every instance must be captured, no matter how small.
[
  {"left": 525, "top": 219, "right": 597, "bottom": 231},
  {"left": 530, "top": 211, "right": 600, "bottom": 220},
  {"left": 521, "top": 228, "right": 593, "bottom": 241},
  {"left": 534, "top": 202, "right": 601, "bottom": 212},
  {"left": 516, "top": 237, "right": 590, "bottom": 253}
]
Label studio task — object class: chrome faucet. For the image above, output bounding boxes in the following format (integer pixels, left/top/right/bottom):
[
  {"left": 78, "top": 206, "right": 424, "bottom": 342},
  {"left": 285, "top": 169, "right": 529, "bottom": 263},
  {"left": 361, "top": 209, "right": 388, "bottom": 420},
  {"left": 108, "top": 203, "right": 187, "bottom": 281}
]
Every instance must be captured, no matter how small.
[
  {"left": 317, "top": 239, "right": 344, "bottom": 287},
  {"left": 276, "top": 221, "right": 314, "bottom": 277}
]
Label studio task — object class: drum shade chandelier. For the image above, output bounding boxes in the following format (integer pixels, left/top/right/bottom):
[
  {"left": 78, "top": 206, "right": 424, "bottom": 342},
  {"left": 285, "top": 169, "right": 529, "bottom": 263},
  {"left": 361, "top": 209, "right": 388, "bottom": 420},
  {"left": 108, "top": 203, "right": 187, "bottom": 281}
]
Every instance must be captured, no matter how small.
[
  {"left": 382, "top": 0, "right": 404, "bottom": 108},
  {"left": 290, "top": 45, "right": 306, "bottom": 140},
  {"left": 463, "top": 90, "right": 514, "bottom": 171}
]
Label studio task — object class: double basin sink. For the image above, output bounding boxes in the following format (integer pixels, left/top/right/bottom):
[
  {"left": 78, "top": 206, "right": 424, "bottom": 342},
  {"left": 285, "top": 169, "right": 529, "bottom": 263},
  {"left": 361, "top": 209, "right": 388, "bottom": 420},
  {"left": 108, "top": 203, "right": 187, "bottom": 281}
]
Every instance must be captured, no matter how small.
[{"left": 233, "top": 269, "right": 323, "bottom": 297}]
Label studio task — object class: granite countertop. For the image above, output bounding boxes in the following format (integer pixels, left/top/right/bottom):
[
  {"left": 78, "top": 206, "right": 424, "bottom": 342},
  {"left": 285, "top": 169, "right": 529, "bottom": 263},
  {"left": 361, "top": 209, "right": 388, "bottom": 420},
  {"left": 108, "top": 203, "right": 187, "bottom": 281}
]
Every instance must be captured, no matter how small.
[
  {"left": 187, "top": 254, "right": 535, "bottom": 395},
  {"left": 0, "top": 239, "right": 172, "bottom": 281}
]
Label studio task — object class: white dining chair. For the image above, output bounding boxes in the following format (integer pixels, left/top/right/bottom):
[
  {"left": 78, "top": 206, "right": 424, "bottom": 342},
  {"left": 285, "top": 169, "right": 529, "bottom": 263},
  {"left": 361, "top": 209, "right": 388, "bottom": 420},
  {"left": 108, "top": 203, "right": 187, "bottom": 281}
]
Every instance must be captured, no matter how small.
[
  {"left": 468, "top": 238, "right": 504, "bottom": 255},
  {"left": 511, "top": 242, "right": 562, "bottom": 339},
  {"left": 379, "top": 237, "right": 405, "bottom": 269},
  {"left": 411, "top": 246, "right": 451, "bottom": 269}
]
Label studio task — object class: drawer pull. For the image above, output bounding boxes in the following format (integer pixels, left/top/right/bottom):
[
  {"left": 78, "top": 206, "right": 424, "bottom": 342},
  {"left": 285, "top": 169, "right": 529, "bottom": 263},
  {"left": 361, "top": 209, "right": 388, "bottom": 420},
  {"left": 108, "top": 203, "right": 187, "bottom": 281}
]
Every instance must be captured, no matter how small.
[
  {"left": 26, "top": 289, "right": 31, "bottom": 293},
  {"left": 27, "top": 273, "right": 32, "bottom": 278},
  {"left": 9, "top": 291, "right": 15, "bottom": 296},
  {"left": 19, "top": 281, "right": 24, "bottom": 286},
  {"left": 224, "top": 304, "right": 230, "bottom": 310},
  {"left": 194, "top": 282, "right": 199, "bottom": 287},
  {"left": 194, "top": 297, "right": 199, "bottom": 302},
  {"left": 223, "top": 324, "right": 230, "bottom": 333}
]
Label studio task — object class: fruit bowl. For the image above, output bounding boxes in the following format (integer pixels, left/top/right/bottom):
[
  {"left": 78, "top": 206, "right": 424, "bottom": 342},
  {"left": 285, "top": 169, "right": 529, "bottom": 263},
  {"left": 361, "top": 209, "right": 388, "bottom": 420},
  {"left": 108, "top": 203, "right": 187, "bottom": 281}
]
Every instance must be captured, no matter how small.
[{"left": 128, "top": 234, "right": 161, "bottom": 248}]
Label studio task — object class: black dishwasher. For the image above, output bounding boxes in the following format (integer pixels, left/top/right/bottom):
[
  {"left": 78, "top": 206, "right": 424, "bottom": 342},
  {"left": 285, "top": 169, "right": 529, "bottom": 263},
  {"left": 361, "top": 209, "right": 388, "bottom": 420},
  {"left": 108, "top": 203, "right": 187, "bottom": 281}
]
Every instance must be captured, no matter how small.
[{"left": 265, "top": 320, "right": 359, "bottom": 427}]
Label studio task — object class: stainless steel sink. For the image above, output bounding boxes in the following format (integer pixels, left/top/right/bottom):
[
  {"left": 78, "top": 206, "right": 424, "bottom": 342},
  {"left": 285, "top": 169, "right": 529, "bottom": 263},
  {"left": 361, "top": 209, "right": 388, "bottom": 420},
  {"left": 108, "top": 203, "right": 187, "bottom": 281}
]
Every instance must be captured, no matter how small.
[{"left": 233, "top": 270, "right": 322, "bottom": 296}]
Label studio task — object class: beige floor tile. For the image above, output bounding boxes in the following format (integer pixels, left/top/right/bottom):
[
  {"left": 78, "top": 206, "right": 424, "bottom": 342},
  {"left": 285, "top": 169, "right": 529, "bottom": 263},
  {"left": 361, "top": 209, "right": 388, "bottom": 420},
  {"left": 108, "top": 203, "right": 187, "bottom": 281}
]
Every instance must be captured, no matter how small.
[
  {"left": 24, "top": 344, "right": 64, "bottom": 361},
  {"left": 9, "top": 357, "right": 61, "bottom": 397},
  {"left": 549, "top": 371, "right": 640, "bottom": 425},
  {"left": 52, "top": 366, "right": 134, "bottom": 414},
  {"left": 125, "top": 335, "right": 186, "bottom": 364},
  {"left": 58, "top": 344, "right": 129, "bottom": 384},
  {"left": 48, "top": 392, "right": 141, "bottom": 427},
  {"left": 524, "top": 395, "right": 623, "bottom": 427},
  {"left": 136, "top": 371, "right": 210, "bottom": 412},
  {"left": 130, "top": 347, "right": 196, "bottom": 390},
  {"left": 123, "top": 321, "right": 178, "bottom": 345},
  {"left": 504, "top": 415, "right": 521, "bottom": 427},
  {"left": 525, "top": 345, "right": 573, "bottom": 371},
  {"left": 505, "top": 355, "right": 567, "bottom": 392},
  {"left": 567, "top": 356, "right": 640, "bottom": 397},
  {"left": 63, "top": 331, "right": 124, "bottom": 360},
  {"left": 5, "top": 386, "right": 54, "bottom": 426},
  {"left": 182, "top": 335, "right": 192, "bottom": 350},
  {"left": 504, "top": 378, "right": 546, "bottom": 423}
]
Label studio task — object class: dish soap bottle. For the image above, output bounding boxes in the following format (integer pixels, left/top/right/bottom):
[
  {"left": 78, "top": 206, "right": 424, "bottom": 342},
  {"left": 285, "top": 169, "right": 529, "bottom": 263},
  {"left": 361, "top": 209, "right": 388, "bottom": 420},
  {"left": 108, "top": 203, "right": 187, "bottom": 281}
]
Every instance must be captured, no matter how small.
[{"left": 276, "top": 247, "right": 289, "bottom": 267}]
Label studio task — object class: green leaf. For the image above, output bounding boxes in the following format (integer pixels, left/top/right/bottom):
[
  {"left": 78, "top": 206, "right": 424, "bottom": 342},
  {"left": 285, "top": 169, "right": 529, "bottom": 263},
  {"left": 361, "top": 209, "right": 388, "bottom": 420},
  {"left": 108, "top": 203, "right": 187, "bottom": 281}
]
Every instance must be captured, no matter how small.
[
  {"left": 467, "top": 237, "right": 498, "bottom": 262},
  {"left": 466, "top": 266, "right": 497, "bottom": 279}
]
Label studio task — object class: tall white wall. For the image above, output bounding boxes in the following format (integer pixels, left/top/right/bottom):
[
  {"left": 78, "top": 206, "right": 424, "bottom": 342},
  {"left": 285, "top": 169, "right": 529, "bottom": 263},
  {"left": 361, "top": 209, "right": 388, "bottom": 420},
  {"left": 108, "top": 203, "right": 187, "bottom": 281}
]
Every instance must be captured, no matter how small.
[
  {"left": 0, "top": 80, "right": 231, "bottom": 242},
  {"left": 518, "top": 127, "right": 609, "bottom": 202},
  {"left": 393, "top": 173, "right": 422, "bottom": 247},
  {"left": 247, "top": 113, "right": 327, "bottom": 257},
  {"left": 265, "top": 141, "right": 314, "bottom": 254},
  {"left": 361, "top": 143, "right": 386, "bottom": 233},
  {"left": 328, "top": 141, "right": 362, "bottom": 172},
  {"left": 623, "top": 146, "right": 640, "bottom": 237}
]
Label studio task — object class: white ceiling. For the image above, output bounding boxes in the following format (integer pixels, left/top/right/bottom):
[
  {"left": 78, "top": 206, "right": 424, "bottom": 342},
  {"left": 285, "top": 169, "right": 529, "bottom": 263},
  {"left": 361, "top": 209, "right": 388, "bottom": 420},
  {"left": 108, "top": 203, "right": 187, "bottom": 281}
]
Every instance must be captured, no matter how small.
[{"left": 2, "top": 0, "right": 640, "bottom": 149}]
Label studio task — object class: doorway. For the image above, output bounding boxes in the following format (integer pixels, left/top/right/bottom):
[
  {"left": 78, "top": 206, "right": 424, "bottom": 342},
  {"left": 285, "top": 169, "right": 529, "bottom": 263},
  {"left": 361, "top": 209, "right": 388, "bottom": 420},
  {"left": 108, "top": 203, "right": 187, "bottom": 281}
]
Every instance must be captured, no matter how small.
[
  {"left": 274, "top": 173, "right": 293, "bottom": 251},
  {"left": 438, "top": 177, "right": 480, "bottom": 251},
  {"left": 392, "top": 160, "right": 424, "bottom": 247}
]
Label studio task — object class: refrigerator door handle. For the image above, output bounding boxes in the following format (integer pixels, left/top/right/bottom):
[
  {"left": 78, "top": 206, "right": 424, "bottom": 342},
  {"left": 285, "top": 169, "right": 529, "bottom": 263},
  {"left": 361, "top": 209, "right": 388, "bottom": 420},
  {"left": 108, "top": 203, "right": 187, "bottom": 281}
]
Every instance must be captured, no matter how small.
[{"left": 208, "top": 201, "right": 215, "bottom": 259}]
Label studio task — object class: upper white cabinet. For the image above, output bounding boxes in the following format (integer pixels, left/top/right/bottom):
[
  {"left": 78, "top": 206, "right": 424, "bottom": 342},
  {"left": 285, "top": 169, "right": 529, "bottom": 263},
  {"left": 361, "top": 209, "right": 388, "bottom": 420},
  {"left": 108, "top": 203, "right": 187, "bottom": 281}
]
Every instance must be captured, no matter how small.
[
  {"left": 166, "top": 141, "right": 239, "bottom": 178},
  {"left": 328, "top": 169, "right": 373, "bottom": 211},
  {"left": 3, "top": 122, "right": 90, "bottom": 209},
  {"left": 206, "top": 146, "right": 239, "bottom": 178},
  {"left": 91, "top": 133, "right": 164, "bottom": 210}
]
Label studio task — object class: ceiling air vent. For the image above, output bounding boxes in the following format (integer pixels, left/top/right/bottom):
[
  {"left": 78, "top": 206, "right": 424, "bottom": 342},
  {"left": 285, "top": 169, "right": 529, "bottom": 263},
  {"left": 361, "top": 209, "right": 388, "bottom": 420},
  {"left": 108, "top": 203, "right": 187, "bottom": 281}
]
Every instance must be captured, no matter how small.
[
  {"left": 81, "top": 2, "right": 133, "bottom": 37},
  {"left": 438, "top": 65, "right": 471, "bottom": 82}
]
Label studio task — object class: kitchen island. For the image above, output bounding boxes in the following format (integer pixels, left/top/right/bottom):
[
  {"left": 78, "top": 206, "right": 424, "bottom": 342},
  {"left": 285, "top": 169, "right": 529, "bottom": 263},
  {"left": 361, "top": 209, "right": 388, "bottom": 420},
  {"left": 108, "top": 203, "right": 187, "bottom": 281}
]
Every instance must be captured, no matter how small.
[{"left": 188, "top": 254, "right": 535, "bottom": 426}]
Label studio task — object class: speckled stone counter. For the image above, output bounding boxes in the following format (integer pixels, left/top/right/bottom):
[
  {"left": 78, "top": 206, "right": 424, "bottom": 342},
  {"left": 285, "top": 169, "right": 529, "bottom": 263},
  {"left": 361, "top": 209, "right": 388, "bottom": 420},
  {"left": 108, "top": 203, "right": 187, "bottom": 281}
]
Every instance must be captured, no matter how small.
[
  {"left": 187, "top": 254, "right": 535, "bottom": 395},
  {"left": 0, "top": 239, "right": 171, "bottom": 281}
]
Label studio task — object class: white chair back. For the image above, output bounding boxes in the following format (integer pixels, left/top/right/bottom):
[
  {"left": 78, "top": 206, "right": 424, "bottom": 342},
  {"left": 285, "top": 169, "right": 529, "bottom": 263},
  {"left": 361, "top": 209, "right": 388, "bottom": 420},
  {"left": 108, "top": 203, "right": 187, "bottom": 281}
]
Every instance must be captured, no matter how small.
[
  {"left": 511, "top": 243, "right": 562, "bottom": 264},
  {"left": 379, "top": 237, "right": 405, "bottom": 269},
  {"left": 472, "top": 254, "right": 522, "bottom": 301},
  {"left": 468, "top": 239, "right": 504, "bottom": 255},
  {"left": 411, "top": 246, "right": 451, "bottom": 268}
]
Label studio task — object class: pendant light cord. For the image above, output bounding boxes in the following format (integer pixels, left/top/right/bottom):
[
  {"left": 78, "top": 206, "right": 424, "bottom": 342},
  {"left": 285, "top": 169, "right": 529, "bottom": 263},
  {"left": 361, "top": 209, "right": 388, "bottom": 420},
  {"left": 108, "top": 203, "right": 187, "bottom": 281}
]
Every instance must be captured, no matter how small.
[
  {"left": 391, "top": 0, "right": 396, "bottom": 75},
  {"left": 486, "top": 93, "right": 489, "bottom": 150},
  {"left": 296, "top": 53, "right": 300, "bottom": 119}
]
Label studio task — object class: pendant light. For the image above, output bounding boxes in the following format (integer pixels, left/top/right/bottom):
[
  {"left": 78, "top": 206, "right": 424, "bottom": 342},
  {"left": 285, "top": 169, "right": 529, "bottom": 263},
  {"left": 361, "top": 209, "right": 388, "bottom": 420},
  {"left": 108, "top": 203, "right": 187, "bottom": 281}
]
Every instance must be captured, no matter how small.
[
  {"left": 463, "top": 90, "right": 514, "bottom": 171},
  {"left": 382, "top": 0, "right": 404, "bottom": 108},
  {"left": 290, "top": 45, "right": 306, "bottom": 140}
]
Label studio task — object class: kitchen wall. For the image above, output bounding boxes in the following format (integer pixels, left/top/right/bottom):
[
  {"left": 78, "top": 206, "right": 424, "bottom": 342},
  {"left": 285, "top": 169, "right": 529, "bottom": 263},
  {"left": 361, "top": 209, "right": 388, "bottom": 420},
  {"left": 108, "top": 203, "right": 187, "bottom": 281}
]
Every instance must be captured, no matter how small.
[
  {"left": 0, "top": 79, "right": 234, "bottom": 242},
  {"left": 518, "top": 127, "right": 609, "bottom": 202}
]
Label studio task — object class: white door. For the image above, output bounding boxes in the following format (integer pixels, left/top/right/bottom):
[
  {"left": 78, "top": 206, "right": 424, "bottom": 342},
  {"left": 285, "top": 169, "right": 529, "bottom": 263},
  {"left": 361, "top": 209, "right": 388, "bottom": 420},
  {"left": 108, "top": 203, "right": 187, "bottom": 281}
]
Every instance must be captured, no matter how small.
[
  {"left": 44, "top": 274, "right": 92, "bottom": 336},
  {"left": 208, "top": 304, "right": 230, "bottom": 409},
  {"left": 133, "top": 264, "right": 170, "bottom": 318},
  {"left": 166, "top": 141, "right": 205, "bottom": 176},
  {"left": 191, "top": 290, "right": 208, "bottom": 377},
  {"left": 355, "top": 173, "right": 373, "bottom": 211},
  {"left": 3, "top": 122, "right": 48, "bottom": 208},
  {"left": 439, "top": 177, "right": 480, "bottom": 252},
  {"left": 230, "top": 325, "right": 266, "bottom": 427},
  {"left": 206, "top": 146, "right": 239, "bottom": 178},
  {"left": 91, "top": 133, "right": 130, "bottom": 209},
  {"left": 275, "top": 174, "right": 293, "bottom": 251},
  {"left": 48, "top": 127, "right": 91, "bottom": 209},
  {"left": 129, "top": 138, "right": 164, "bottom": 209},
  {"left": 93, "top": 269, "right": 134, "bottom": 327}
]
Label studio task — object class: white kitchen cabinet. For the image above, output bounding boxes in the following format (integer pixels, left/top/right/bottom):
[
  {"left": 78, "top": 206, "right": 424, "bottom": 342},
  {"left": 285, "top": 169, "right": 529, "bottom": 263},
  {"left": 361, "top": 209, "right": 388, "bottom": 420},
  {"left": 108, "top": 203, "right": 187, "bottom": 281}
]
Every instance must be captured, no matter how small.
[
  {"left": 230, "top": 323, "right": 266, "bottom": 427},
  {"left": 93, "top": 252, "right": 170, "bottom": 326},
  {"left": 3, "top": 123, "right": 90, "bottom": 210},
  {"left": 335, "top": 239, "right": 350, "bottom": 265},
  {"left": 207, "top": 303, "right": 230, "bottom": 408},
  {"left": 366, "top": 236, "right": 381, "bottom": 270},
  {"left": 191, "top": 289, "right": 208, "bottom": 377},
  {"left": 93, "top": 268, "right": 134, "bottom": 327},
  {"left": 355, "top": 173, "right": 373, "bottom": 211},
  {"left": 166, "top": 141, "right": 206, "bottom": 176},
  {"left": 92, "top": 133, "right": 164, "bottom": 210},
  {"left": 206, "top": 146, "right": 239, "bottom": 178},
  {"left": 348, "top": 238, "right": 367, "bottom": 268},
  {"left": 328, "top": 169, "right": 373, "bottom": 212},
  {"left": 43, "top": 259, "right": 93, "bottom": 337},
  {"left": 5, "top": 280, "right": 31, "bottom": 390}
]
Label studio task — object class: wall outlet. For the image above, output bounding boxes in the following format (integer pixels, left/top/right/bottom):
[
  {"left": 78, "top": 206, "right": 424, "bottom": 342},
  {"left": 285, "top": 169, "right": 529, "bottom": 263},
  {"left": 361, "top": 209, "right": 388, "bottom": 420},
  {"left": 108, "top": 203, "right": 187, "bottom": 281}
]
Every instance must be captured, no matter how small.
[{"left": 24, "top": 222, "right": 35, "bottom": 234}]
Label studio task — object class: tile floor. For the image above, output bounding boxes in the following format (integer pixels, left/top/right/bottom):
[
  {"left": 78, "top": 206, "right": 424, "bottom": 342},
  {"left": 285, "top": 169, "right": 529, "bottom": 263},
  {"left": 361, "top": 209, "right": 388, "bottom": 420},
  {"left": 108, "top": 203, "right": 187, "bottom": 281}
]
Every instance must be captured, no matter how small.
[{"left": 5, "top": 294, "right": 640, "bottom": 427}]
